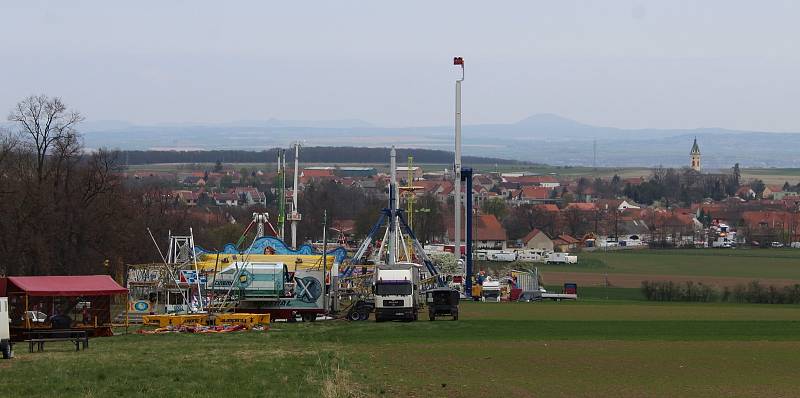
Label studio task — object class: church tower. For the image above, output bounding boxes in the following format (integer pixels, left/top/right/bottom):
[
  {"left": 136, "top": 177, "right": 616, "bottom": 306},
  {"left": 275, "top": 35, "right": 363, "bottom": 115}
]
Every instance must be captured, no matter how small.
[{"left": 690, "top": 137, "right": 701, "bottom": 171}]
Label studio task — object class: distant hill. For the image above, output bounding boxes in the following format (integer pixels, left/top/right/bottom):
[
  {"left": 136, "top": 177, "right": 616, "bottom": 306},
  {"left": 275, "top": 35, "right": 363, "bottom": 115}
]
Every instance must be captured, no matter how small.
[
  {"left": 119, "top": 147, "right": 530, "bottom": 166},
  {"left": 79, "top": 115, "right": 800, "bottom": 168}
]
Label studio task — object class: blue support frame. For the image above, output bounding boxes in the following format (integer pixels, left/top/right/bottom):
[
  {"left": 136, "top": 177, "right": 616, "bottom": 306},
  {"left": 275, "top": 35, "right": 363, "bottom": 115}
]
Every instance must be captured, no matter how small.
[{"left": 461, "top": 167, "right": 474, "bottom": 293}]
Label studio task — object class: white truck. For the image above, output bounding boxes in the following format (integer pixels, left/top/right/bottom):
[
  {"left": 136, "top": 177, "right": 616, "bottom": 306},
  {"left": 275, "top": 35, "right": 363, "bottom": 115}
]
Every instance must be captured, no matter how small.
[
  {"left": 546, "top": 252, "right": 577, "bottom": 264},
  {"left": 515, "top": 249, "right": 546, "bottom": 263},
  {"left": 373, "top": 263, "right": 420, "bottom": 322},
  {"left": 481, "top": 279, "right": 502, "bottom": 302},
  {"left": 488, "top": 251, "right": 517, "bottom": 262},
  {"left": 1, "top": 297, "right": 12, "bottom": 359}
]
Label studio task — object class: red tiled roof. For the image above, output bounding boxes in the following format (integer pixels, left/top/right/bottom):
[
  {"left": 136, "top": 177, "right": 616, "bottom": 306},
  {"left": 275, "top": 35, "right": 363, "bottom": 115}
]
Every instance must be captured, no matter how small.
[
  {"left": 505, "top": 175, "right": 559, "bottom": 185},
  {"left": 565, "top": 202, "right": 597, "bottom": 211},
  {"left": 766, "top": 185, "right": 784, "bottom": 193},
  {"left": 741, "top": 211, "right": 794, "bottom": 230},
  {"left": 302, "top": 169, "right": 335, "bottom": 178},
  {"left": 446, "top": 214, "right": 507, "bottom": 241},
  {"left": 556, "top": 234, "right": 580, "bottom": 244},
  {"left": 520, "top": 186, "right": 552, "bottom": 200},
  {"left": 174, "top": 190, "right": 199, "bottom": 200},
  {"left": 535, "top": 204, "right": 560, "bottom": 212},
  {"left": 214, "top": 193, "right": 238, "bottom": 201}
]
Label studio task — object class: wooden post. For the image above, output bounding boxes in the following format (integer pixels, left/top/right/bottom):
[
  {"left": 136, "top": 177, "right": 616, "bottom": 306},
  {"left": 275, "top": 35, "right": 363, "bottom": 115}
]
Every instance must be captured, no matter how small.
[
  {"left": 24, "top": 294, "right": 29, "bottom": 329},
  {"left": 125, "top": 292, "right": 129, "bottom": 334}
]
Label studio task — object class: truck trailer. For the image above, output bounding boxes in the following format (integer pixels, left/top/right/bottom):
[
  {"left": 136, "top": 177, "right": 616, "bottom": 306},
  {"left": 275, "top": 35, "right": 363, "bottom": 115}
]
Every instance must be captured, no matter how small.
[{"left": 210, "top": 262, "right": 327, "bottom": 322}]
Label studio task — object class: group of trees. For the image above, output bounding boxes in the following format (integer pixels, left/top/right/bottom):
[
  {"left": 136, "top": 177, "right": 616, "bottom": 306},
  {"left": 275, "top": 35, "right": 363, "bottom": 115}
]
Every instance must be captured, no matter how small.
[
  {"left": 0, "top": 95, "right": 193, "bottom": 276},
  {"left": 0, "top": 95, "right": 456, "bottom": 276},
  {"left": 623, "top": 167, "right": 741, "bottom": 206}
]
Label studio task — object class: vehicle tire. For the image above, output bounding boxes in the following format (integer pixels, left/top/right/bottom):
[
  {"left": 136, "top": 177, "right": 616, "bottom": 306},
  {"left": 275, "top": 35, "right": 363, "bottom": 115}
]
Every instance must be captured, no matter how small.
[
  {"left": 302, "top": 313, "right": 316, "bottom": 322},
  {"left": 358, "top": 310, "right": 370, "bottom": 321},
  {"left": 1, "top": 341, "right": 10, "bottom": 359},
  {"left": 347, "top": 310, "right": 361, "bottom": 322}
]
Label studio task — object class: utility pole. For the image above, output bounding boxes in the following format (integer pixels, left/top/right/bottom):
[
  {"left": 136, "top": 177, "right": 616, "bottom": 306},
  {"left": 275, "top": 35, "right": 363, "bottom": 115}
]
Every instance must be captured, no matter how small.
[
  {"left": 322, "top": 210, "right": 328, "bottom": 314},
  {"left": 453, "top": 56, "right": 464, "bottom": 266},
  {"left": 277, "top": 150, "right": 286, "bottom": 240},
  {"left": 388, "top": 146, "right": 398, "bottom": 265},
  {"left": 290, "top": 142, "right": 302, "bottom": 249}
]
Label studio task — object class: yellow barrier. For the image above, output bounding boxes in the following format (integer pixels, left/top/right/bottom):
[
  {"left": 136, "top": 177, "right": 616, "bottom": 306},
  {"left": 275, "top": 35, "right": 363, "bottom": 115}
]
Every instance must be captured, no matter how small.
[
  {"left": 142, "top": 314, "right": 170, "bottom": 327},
  {"left": 171, "top": 314, "right": 208, "bottom": 326},
  {"left": 214, "top": 313, "right": 270, "bottom": 328},
  {"left": 142, "top": 314, "right": 209, "bottom": 328}
]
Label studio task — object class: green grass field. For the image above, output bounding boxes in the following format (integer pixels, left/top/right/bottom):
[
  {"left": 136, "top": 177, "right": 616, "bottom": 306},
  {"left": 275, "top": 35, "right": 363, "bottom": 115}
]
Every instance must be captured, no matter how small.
[
  {"left": 5, "top": 301, "right": 800, "bottom": 397},
  {"left": 533, "top": 249, "right": 800, "bottom": 280}
]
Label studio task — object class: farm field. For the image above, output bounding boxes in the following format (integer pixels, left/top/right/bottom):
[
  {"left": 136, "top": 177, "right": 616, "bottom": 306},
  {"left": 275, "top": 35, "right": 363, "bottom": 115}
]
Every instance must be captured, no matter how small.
[
  {"left": 530, "top": 249, "right": 800, "bottom": 288},
  {"left": 740, "top": 168, "right": 800, "bottom": 185},
  {"left": 4, "top": 301, "right": 800, "bottom": 397}
]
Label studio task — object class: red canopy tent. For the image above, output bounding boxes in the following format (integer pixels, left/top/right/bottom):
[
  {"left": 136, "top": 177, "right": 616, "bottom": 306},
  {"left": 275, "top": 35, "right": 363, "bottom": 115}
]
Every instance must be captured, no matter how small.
[
  {"left": 1, "top": 275, "right": 127, "bottom": 296},
  {"left": 1, "top": 275, "right": 128, "bottom": 338}
]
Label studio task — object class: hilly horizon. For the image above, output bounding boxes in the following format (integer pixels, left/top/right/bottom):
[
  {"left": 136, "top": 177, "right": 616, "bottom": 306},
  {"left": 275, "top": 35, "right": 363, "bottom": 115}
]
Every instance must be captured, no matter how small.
[{"left": 66, "top": 114, "right": 800, "bottom": 169}]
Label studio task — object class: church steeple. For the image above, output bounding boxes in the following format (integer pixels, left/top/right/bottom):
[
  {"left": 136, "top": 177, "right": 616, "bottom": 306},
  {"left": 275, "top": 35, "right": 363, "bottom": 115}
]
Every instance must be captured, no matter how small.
[{"left": 690, "top": 137, "right": 701, "bottom": 171}]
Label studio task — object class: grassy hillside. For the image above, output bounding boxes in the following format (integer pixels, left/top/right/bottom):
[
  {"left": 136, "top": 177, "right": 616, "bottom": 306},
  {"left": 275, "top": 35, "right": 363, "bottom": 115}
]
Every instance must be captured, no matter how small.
[{"left": 5, "top": 301, "right": 800, "bottom": 397}]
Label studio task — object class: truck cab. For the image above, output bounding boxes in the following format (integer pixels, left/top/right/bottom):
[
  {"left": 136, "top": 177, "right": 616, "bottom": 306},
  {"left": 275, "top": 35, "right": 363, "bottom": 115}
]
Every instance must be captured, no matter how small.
[
  {"left": 374, "top": 263, "right": 420, "bottom": 322},
  {"left": 481, "top": 279, "right": 501, "bottom": 302}
]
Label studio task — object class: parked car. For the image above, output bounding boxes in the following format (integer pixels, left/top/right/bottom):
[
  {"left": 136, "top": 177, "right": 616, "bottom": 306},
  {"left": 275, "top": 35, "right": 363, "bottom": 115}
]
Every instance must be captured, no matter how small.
[
  {"left": 24, "top": 311, "right": 47, "bottom": 324},
  {"left": 771, "top": 242, "right": 785, "bottom": 248}
]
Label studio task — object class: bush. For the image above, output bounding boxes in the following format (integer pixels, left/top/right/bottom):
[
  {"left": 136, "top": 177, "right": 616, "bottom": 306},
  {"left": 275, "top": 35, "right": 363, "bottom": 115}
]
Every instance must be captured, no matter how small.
[
  {"left": 643, "top": 280, "right": 800, "bottom": 304},
  {"left": 641, "top": 280, "right": 718, "bottom": 302}
]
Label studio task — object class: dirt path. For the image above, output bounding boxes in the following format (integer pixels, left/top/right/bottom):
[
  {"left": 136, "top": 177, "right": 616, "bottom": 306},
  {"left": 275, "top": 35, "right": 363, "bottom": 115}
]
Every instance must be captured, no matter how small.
[{"left": 541, "top": 271, "right": 800, "bottom": 288}]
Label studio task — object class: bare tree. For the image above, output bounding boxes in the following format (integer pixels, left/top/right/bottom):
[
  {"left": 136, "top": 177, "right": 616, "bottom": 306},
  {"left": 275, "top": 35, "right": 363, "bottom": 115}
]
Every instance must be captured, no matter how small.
[{"left": 8, "top": 95, "right": 84, "bottom": 183}]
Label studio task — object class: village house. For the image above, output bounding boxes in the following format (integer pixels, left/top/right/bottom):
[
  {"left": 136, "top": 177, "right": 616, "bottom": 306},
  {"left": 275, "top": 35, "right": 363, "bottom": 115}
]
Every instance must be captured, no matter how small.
[
  {"left": 233, "top": 187, "right": 267, "bottom": 206},
  {"left": 552, "top": 234, "right": 580, "bottom": 252},
  {"left": 213, "top": 192, "right": 239, "bottom": 206},
  {"left": 396, "top": 166, "right": 423, "bottom": 180},
  {"left": 173, "top": 190, "right": 199, "bottom": 206},
  {"left": 299, "top": 168, "right": 336, "bottom": 185},
  {"left": 503, "top": 174, "right": 561, "bottom": 188},
  {"left": 519, "top": 228, "right": 554, "bottom": 251},
  {"left": 511, "top": 186, "right": 557, "bottom": 205},
  {"left": 736, "top": 186, "right": 757, "bottom": 200},
  {"left": 446, "top": 214, "right": 508, "bottom": 250},
  {"left": 182, "top": 175, "right": 206, "bottom": 187},
  {"left": 596, "top": 199, "right": 641, "bottom": 212}
]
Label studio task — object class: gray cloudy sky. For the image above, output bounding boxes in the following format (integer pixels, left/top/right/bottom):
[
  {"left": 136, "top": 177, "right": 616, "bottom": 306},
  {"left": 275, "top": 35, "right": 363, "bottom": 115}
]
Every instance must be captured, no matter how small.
[{"left": 2, "top": 1, "right": 799, "bottom": 131}]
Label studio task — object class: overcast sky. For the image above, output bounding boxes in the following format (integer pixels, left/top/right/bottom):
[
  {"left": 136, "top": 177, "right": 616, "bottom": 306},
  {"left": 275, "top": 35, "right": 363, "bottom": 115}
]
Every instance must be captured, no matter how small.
[{"left": 2, "top": 1, "right": 799, "bottom": 131}]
